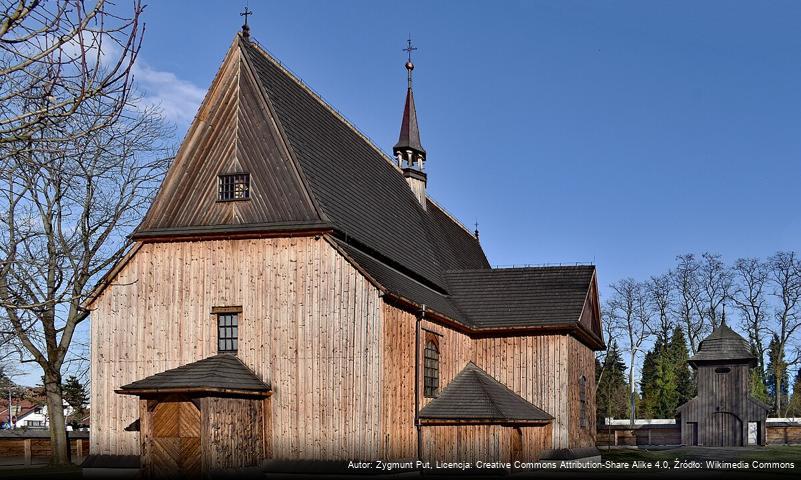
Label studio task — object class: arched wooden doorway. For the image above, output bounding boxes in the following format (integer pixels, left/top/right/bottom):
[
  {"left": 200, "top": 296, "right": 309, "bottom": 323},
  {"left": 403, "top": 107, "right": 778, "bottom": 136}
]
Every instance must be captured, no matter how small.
[{"left": 711, "top": 412, "right": 742, "bottom": 446}]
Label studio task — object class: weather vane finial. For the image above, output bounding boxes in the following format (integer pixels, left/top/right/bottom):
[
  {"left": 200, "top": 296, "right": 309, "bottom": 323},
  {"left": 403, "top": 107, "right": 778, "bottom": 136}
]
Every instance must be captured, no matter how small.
[
  {"left": 403, "top": 35, "right": 417, "bottom": 88},
  {"left": 240, "top": 6, "right": 253, "bottom": 39}
]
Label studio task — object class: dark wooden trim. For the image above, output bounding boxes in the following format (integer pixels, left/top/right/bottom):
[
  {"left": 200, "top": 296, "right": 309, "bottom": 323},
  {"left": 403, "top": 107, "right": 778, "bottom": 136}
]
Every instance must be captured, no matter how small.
[
  {"left": 131, "top": 222, "right": 333, "bottom": 241},
  {"left": 211, "top": 306, "right": 243, "bottom": 314},
  {"left": 115, "top": 387, "right": 272, "bottom": 398},
  {"left": 419, "top": 418, "right": 552, "bottom": 427}
]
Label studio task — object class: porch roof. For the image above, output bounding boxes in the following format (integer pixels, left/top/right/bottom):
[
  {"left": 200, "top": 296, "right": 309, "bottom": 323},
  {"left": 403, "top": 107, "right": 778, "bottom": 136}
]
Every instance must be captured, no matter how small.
[
  {"left": 116, "top": 354, "right": 270, "bottom": 397},
  {"left": 418, "top": 362, "right": 552, "bottom": 425}
]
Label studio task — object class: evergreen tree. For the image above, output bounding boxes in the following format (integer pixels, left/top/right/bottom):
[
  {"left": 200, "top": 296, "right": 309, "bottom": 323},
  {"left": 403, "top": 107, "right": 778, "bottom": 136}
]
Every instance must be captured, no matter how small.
[
  {"left": 641, "top": 333, "right": 683, "bottom": 418},
  {"left": 766, "top": 335, "right": 789, "bottom": 415},
  {"left": 61, "top": 376, "right": 89, "bottom": 427},
  {"left": 669, "top": 326, "right": 694, "bottom": 405},
  {"left": 787, "top": 369, "right": 801, "bottom": 417},
  {"left": 748, "top": 344, "right": 770, "bottom": 405},
  {"left": 639, "top": 339, "right": 660, "bottom": 418},
  {"left": 596, "top": 341, "right": 628, "bottom": 423}
]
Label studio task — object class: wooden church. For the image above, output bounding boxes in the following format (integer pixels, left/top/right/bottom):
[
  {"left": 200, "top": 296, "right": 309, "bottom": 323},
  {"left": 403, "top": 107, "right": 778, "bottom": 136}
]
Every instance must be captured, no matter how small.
[
  {"left": 86, "top": 24, "right": 604, "bottom": 476},
  {"left": 677, "top": 322, "right": 770, "bottom": 447}
]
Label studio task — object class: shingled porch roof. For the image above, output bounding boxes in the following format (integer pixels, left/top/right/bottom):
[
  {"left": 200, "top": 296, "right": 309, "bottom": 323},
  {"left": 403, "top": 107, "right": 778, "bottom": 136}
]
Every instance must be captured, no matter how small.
[
  {"left": 116, "top": 354, "right": 270, "bottom": 397},
  {"left": 418, "top": 362, "right": 552, "bottom": 425}
]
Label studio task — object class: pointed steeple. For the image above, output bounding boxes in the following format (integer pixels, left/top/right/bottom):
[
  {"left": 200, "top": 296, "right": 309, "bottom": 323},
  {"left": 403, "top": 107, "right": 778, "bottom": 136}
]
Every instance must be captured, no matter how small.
[{"left": 394, "top": 37, "right": 427, "bottom": 209}]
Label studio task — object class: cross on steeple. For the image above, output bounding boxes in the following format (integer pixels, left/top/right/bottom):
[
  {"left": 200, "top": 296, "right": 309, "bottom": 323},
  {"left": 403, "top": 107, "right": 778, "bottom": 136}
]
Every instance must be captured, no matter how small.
[
  {"left": 403, "top": 36, "right": 417, "bottom": 89},
  {"left": 403, "top": 36, "right": 417, "bottom": 63},
  {"left": 240, "top": 6, "right": 253, "bottom": 40},
  {"left": 240, "top": 6, "right": 253, "bottom": 26},
  {"left": 474, "top": 221, "right": 480, "bottom": 240}
]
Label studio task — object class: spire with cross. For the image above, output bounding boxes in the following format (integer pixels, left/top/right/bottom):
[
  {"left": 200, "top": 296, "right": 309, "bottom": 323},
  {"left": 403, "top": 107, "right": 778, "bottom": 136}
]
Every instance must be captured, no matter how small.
[
  {"left": 240, "top": 6, "right": 253, "bottom": 39},
  {"left": 474, "top": 221, "right": 480, "bottom": 240},
  {"left": 403, "top": 36, "right": 417, "bottom": 88}
]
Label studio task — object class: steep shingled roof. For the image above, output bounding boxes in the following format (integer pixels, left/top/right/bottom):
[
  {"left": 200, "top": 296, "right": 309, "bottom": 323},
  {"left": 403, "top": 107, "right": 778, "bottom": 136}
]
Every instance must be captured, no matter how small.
[
  {"left": 688, "top": 322, "right": 756, "bottom": 367},
  {"left": 117, "top": 354, "right": 270, "bottom": 396},
  {"left": 244, "top": 41, "right": 458, "bottom": 291},
  {"left": 418, "top": 362, "right": 552, "bottom": 423}
]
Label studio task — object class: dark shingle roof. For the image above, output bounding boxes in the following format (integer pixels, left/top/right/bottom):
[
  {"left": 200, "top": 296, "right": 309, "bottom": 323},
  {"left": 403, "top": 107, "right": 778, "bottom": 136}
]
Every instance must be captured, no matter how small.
[
  {"left": 244, "top": 42, "right": 451, "bottom": 291},
  {"left": 444, "top": 266, "right": 595, "bottom": 329},
  {"left": 424, "top": 200, "right": 490, "bottom": 271},
  {"left": 332, "top": 238, "right": 464, "bottom": 321},
  {"left": 418, "top": 362, "right": 552, "bottom": 423},
  {"left": 688, "top": 323, "right": 756, "bottom": 367},
  {"left": 117, "top": 354, "right": 270, "bottom": 395}
]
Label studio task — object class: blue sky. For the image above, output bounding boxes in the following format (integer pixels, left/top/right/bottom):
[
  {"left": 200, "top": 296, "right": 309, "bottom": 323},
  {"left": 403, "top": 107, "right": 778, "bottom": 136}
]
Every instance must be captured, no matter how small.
[
  {"left": 135, "top": 0, "right": 800, "bottom": 290},
  {"left": 16, "top": 0, "right": 801, "bottom": 386}
]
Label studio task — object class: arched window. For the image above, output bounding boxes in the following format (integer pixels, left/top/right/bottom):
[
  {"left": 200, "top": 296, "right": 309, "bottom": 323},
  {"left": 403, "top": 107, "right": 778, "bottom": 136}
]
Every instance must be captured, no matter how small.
[
  {"left": 579, "top": 375, "right": 587, "bottom": 428},
  {"left": 423, "top": 339, "right": 440, "bottom": 398}
]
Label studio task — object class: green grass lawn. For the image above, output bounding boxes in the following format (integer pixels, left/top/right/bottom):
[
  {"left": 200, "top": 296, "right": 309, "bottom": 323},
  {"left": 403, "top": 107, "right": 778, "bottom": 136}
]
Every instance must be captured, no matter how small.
[{"left": 601, "top": 445, "right": 801, "bottom": 464}]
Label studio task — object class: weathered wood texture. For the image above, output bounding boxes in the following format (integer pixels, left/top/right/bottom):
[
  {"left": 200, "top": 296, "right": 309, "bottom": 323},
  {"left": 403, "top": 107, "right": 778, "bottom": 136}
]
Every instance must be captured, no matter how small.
[
  {"left": 596, "top": 425, "right": 682, "bottom": 447},
  {"left": 136, "top": 38, "right": 319, "bottom": 233},
  {"left": 201, "top": 397, "right": 265, "bottom": 473},
  {"left": 420, "top": 424, "right": 551, "bottom": 463},
  {"left": 90, "top": 237, "right": 382, "bottom": 459},
  {"left": 380, "top": 305, "right": 416, "bottom": 459},
  {"left": 474, "top": 335, "right": 572, "bottom": 448},
  {"left": 0, "top": 437, "right": 88, "bottom": 464},
  {"left": 567, "top": 336, "right": 596, "bottom": 448},
  {"left": 677, "top": 363, "right": 768, "bottom": 446},
  {"left": 766, "top": 424, "right": 801, "bottom": 445},
  {"left": 380, "top": 303, "right": 594, "bottom": 458},
  {"left": 141, "top": 400, "right": 201, "bottom": 478}
]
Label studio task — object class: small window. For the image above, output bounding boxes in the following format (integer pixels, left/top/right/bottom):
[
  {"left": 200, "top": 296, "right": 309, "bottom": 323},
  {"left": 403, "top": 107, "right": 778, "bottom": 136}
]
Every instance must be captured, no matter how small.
[
  {"left": 579, "top": 376, "right": 587, "bottom": 428},
  {"left": 423, "top": 339, "right": 440, "bottom": 398},
  {"left": 217, "top": 313, "right": 239, "bottom": 353},
  {"left": 714, "top": 367, "right": 731, "bottom": 374},
  {"left": 218, "top": 173, "right": 250, "bottom": 201}
]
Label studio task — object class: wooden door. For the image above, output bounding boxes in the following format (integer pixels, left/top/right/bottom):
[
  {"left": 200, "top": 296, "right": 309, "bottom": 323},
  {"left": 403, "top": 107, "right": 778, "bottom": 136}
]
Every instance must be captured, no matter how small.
[{"left": 148, "top": 401, "right": 201, "bottom": 478}]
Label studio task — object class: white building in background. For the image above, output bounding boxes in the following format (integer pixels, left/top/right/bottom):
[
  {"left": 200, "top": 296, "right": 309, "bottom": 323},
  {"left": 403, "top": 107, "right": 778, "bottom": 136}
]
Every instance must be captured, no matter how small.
[{"left": 12, "top": 403, "right": 75, "bottom": 430}]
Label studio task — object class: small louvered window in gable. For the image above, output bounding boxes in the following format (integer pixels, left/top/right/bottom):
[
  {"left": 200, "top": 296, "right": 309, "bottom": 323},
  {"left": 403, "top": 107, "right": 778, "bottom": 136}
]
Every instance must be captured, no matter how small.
[
  {"left": 424, "top": 339, "right": 440, "bottom": 398},
  {"left": 218, "top": 173, "right": 250, "bottom": 201},
  {"left": 579, "top": 375, "right": 587, "bottom": 428}
]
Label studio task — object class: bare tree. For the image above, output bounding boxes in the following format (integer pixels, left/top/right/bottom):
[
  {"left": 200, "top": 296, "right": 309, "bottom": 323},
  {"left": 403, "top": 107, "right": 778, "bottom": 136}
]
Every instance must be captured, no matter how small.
[
  {"left": 1, "top": 0, "right": 144, "bottom": 150},
  {"left": 698, "top": 252, "right": 732, "bottom": 328},
  {"left": 731, "top": 257, "right": 769, "bottom": 373},
  {"left": 766, "top": 251, "right": 801, "bottom": 415},
  {"left": 0, "top": 2, "right": 166, "bottom": 465},
  {"left": 672, "top": 254, "right": 705, "bottom": 354},
  {"left": 607, "top": 278, "right": 652, "bottom": 426},
  {"left": 647, "top": 273, "right": 673, "bottom": 341}
]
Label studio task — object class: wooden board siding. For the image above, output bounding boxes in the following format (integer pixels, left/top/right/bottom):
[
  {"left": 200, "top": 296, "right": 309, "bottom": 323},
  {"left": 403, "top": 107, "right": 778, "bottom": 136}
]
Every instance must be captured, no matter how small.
[
  {"left": 421, "top": 425, "right": 510, "bottom": 464},
  {"left": 420, "top": 425, "right": 551, "bottom": 464},
  {"left": 567, "top": 336, "right": 596, "bottom": 448},
  {"left": 136, "top": 38, "right": 319, "bottom": 234},
  {"left": 380, "top": 304, "right": 591, "bottom": 457},
  {"left": 90, "top": 236, "right": 382, "bottom": 459},
  {"left": 677, "top": 363, "right": 768, "bottom": 446},
  {"left": 420, "top": 319, "right": 473, "bottom": 409},
  {"left": 201, "top": 397, "right": 265, "bottom": 472},
  {"left": 380, "top": 305, "right": 416, "bottom": 460},
  {"left": 766, "top": 424, "right": 801, "bottom": 445},
  {"left": 474, "top": 336, "right": 571, "bottom": 449}
]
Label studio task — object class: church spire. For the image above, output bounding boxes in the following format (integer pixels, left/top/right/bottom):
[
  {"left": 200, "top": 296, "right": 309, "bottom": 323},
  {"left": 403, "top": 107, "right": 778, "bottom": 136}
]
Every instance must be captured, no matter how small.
[{"left": 394, "top": 37, "right": 427, "bottom": 209}]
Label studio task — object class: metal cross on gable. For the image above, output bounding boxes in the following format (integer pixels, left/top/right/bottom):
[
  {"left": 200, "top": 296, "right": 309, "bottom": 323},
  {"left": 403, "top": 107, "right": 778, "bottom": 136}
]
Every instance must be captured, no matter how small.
[
  {"left": 403, "top": 36, "right": 417, "bottom": 62},
  {"left": 240, "top": 6, "right": 253, "bottom": 26}
]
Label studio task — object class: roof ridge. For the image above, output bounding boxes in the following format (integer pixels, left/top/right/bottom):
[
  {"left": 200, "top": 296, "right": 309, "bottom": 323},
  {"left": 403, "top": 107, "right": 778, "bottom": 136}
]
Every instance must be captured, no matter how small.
[
  {"left": 471, "top": 367, "right": 506, "bottom": 419},
  {"left": 247, "top": 39, "right": 402, "bottom": 173},
  {"left": 426, "top": 196, "right": 477, "bottom": 239}
]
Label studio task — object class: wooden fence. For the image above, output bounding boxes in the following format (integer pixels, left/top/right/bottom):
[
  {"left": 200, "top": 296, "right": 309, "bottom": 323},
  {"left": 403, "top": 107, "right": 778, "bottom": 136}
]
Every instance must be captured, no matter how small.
[
  {"left": 597, "top": 422, "right": 801, "bottom": 447},
  {"left": 0, "top": 430, "right": 89, "bottom": 466}
]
